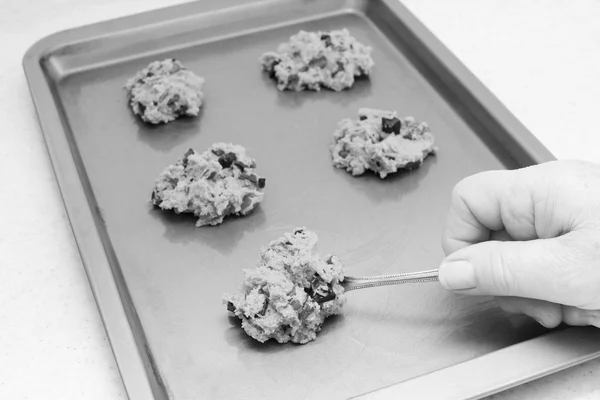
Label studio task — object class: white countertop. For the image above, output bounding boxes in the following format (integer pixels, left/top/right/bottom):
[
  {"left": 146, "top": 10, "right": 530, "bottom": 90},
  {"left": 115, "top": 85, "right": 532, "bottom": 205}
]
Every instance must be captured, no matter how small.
[{"left": 1, "top": 0, "right": 599, "bottom": 399}]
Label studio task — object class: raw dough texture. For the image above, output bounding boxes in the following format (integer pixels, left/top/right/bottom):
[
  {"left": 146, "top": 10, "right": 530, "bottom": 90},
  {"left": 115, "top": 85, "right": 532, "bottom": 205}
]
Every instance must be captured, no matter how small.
[
  {"left": 330, "top": 108, "right": 436, "bottom": 178},
  {"left": 224, "top": 228, "right": 346, "bottom": 344},
  {"left": 260, "top": 29, "right": 374, "bottom": 92},
  {"left": 125, "top": 58, "right": 205, "bottom": 124},
  {"left": 151, "top": 143, "right": 265, "bottom": 226}
]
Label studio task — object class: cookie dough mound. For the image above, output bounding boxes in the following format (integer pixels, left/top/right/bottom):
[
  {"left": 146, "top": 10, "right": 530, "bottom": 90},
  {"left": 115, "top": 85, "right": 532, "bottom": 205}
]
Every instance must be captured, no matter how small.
[
  {"left": 151, "top": 143, "right": 265, "bottom": 226},
  {"left": 125, "top": 58, "right": 205, "bottom": 124},
  {"left": 330, "top": 108, "right": 436, "bottom": 178},
  {"left": 260, "top": 29, "right": 374, "bottom": 92},
  {"left": 224, "top": 228, "right": 346, "bottom": 344}
]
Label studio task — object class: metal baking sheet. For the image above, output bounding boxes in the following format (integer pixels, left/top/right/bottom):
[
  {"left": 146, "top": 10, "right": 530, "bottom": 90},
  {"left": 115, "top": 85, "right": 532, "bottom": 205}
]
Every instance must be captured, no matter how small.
[{"left": 23, "top": 0, "right": 600, "bottom": 399}]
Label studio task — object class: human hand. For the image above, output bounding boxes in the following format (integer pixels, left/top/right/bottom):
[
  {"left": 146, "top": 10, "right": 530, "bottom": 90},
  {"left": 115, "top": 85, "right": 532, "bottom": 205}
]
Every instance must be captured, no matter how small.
[{"left": 438, "top": 160, "right": 600, "bottom": 328}]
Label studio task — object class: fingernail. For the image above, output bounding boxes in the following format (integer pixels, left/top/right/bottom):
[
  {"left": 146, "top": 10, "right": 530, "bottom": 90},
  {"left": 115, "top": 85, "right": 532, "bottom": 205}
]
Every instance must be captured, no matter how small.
[{"left": 439, "top": 260, "right": 476, "bottom": 290}]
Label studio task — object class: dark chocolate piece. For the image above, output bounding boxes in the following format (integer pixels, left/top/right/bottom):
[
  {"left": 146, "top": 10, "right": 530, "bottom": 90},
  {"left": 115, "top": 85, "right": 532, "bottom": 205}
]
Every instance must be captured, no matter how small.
[
  {"left": 320, "top": 33, "right": 332, "bottom": 47},
  {"left": 239, "top": 173, "right": 258, "bottom": 184},
  {"left": 332, "top": 61, "right": 345, "bottom": 76},
  {"left": 309, "top": 56, "right": 328, "bottom": 69},
  {"left": 178, "top": 104, "right": 188, "bottom": 115},
  {"left": 218, "top": 152, "right": 237, "bottom": 168},
  {"left": 182, "top": 148, "right": 195, "bottom": 168},
  {"left": 233, "top": 161, "right": 247, "bottom": 171},
  {"left": 382, "top": 117, "right": 402, "bottom": 135},
  {"left": 166, "top": 94, "right": 180, "bottom": 108},
  {"left": 167, "top": 177, "right": 178, "bottom": 187},
  {"left": 258, "top": 300, "right": 269, "bottom": 317}
]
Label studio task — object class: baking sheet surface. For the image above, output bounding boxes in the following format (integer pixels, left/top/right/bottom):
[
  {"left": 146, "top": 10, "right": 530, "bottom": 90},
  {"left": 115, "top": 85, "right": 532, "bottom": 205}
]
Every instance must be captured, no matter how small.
[{"left": 26, "top": 2, "right": 566, "bottom": 399}]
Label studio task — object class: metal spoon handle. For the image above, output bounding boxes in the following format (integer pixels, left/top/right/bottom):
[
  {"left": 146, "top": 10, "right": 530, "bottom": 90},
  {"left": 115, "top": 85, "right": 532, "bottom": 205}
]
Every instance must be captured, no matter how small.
[{"left": 342, "top": 269, "right": 439, "bottom": 292}]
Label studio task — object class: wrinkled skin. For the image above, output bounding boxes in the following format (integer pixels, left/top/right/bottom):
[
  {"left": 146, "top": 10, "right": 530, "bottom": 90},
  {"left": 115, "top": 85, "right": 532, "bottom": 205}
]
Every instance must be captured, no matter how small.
[{"left": 439, "top": 160, "right": 600, "bottom": 328}]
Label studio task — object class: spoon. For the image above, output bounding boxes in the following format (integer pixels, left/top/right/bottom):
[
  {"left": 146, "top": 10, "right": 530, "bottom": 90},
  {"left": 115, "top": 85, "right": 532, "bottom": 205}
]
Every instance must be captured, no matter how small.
[
  {"left": 226, "top": 269, "right": 440, "bottom": 312},
  {"left": 315, "top": 269, "right": 439, "bottom": 303}
]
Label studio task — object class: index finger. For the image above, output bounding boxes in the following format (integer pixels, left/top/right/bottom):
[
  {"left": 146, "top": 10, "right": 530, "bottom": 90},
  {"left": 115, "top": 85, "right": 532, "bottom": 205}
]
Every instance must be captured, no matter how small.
[{"left": 442, "top": 169, "right": 524, "bottom": 255}]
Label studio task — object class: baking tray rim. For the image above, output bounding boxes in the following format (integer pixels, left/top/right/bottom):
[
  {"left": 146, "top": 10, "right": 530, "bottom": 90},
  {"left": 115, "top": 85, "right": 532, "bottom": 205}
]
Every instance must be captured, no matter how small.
[{"left": 22, "top": 0, "right": 600, "bottom": 399}]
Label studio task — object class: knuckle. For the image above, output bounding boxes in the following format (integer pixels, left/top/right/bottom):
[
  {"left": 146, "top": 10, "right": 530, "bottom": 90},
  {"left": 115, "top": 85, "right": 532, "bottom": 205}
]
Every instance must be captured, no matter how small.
[
  {"left": 589, "top": 311, "right": 600, "bottom": 328},
  {"left": 487, "top": 250, "right": 518, "bottom": 295},
  {"left": 451, "top": 172, "right": 491, "bottom": 204},
  {"left": 504, "top": 183, "right": 534, "bottom": 233},
  {"left": 450, "top": 178, "right": 470, "bottom": 205}
]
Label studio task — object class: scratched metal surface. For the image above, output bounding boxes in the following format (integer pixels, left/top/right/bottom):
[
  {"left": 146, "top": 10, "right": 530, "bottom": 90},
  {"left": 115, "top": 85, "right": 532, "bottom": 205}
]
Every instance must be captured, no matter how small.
[{"left": 26, "top": 0, "right": 557, "bottom": 399}]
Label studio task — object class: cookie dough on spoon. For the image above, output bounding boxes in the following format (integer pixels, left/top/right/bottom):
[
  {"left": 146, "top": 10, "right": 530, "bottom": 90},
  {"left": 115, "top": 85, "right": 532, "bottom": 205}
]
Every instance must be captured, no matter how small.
[{"left": 224, "top": 228, "right": 346, "bottom": 344}]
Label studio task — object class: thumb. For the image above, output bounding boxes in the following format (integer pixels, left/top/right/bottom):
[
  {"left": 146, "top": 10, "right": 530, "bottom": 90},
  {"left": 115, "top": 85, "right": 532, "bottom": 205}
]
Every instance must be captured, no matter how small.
[{"left": 438, "top": 234, "right": 589, "bottom": 307}]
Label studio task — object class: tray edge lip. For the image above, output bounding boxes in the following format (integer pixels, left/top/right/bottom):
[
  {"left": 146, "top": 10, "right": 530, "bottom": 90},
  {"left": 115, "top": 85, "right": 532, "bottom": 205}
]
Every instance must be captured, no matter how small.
[
  {"left": 20, "top": 0, "right": 210, "bottom": 65},
  {"left": 352, "top": 326, "right": 600, "bottom": 400},
  {"left": 389, "top": 0, "right": 557, "bottom": 167},
  {"left": 22, "top": 1, "right": 596, "bottom": 400},
  {"left": 20, "top": 0, "right": 317, "bottom": 69},
  {"left": 21, "top": 14, "right": 163, "bottom": 400}
]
